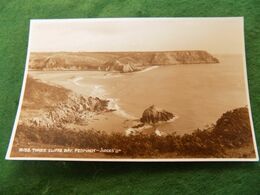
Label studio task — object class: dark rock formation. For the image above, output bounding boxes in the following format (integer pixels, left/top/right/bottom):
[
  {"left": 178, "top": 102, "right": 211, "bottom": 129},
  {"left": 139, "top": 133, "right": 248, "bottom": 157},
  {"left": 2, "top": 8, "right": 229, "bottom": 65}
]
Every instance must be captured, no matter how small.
[
  {"left": 87, "top": 96, "right": 109, "bottom": 112},
  {"left": 140, "top": 105, "right": 174, "bottom": 124}
]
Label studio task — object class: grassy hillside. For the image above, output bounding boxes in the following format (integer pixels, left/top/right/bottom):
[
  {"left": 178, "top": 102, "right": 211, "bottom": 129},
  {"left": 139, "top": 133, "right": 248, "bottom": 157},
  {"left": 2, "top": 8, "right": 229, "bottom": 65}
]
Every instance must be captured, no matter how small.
[{"left": 22, "top": 76, "right": 70, "bottom": 110}]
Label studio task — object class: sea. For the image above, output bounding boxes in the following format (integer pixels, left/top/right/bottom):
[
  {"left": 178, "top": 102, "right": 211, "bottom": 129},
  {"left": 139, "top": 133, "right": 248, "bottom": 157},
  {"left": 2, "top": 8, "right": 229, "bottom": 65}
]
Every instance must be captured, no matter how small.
[{"left": 29, "top": 55, "right": 249, "bottom": 134}]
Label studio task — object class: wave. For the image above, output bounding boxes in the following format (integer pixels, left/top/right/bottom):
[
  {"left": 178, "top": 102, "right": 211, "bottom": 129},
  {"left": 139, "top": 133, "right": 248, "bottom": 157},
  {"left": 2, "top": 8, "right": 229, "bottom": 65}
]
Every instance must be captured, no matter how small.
[
  {"left": 70, "top": 76, "right": 83, "bottom": 86},
  {"left": 137, "top": 66, "right": 159, "bottom": 73},
  {"left": 89, "top": 85, "right": 107, "bottom": 98},
  {"left": 69, "top": 76, "right": 138, "bottom": 120},
  {"left": 107, "top": 98, "right": 138, "bottom": 120},
  {"left": 125, "top": 124, "right": 152, "bottom": 136},
  {"left": 85, "top": 73, "right": 123, "bottom": 79}
]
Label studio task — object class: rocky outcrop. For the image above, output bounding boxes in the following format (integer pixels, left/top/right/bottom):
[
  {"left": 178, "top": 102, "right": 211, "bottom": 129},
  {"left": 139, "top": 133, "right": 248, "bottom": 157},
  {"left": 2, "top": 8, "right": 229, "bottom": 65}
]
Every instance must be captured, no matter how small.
[
  {"left": 24, "top": 94, "right": 111, "bottom": 128},
  {"left": 20, "top": 77, "right": 112, "bottom": 128},
  {"left": 105, "top": 57, "right": 139, "bottom": 73},
  {"left": 140, "top": 105, "right": 174, "bottom": 124}
]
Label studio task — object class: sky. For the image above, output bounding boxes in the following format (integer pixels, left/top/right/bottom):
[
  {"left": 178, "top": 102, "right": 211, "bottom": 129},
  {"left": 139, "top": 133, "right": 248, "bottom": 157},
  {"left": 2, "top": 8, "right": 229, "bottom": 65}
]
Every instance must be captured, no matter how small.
[{"left": 29, "top": 17, "right": 244, "bottom": 55}]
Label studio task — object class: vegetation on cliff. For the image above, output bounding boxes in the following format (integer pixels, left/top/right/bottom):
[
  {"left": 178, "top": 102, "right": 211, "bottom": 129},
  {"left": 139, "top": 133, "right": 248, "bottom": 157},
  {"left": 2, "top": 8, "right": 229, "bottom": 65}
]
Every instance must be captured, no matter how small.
[{"left": 15, "top": 107, "right": 255, "bottom": 158}]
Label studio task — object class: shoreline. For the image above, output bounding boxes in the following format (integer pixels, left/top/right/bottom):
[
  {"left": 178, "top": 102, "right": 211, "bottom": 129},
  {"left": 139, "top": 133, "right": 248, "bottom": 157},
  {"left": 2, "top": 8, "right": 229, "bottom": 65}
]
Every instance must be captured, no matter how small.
[
  {"left": 125, "top": 115, "right": 179, "bottom": 136},
  {"left": 63, "top": 66, "right": 161, "bottom": 120},
  {"left": 28, "top": 57, "right": 247, "bottom": 134}
]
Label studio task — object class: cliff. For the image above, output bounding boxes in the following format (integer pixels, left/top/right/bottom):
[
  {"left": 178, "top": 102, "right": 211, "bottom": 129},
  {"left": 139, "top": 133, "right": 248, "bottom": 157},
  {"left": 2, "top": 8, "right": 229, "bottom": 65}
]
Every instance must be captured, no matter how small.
[
  {"left": 20, "top": 77, "right": 111, "bottom": 128},
  {"left": 29, "top": 50, "right": 219, "bottom": 71},
  {"left": 104, "top": 57, "right": 139, "bottom": 73}
]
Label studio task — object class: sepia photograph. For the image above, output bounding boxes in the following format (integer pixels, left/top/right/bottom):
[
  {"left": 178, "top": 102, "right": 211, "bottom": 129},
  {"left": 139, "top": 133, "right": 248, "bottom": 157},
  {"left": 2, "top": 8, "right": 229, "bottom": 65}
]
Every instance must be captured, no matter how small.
[{"left": 6, "top": 18, "right": 258, "bottom": 161}]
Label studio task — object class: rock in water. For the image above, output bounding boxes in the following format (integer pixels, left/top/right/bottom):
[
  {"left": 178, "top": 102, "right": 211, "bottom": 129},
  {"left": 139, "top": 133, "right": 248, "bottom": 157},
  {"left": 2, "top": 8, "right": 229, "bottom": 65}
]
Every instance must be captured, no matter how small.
[
  {"left": 87, "top": 96, "right": 109, "bottom": 112},
  {"left": 140, "top": 105, "right": 174, "bottom": 124}
]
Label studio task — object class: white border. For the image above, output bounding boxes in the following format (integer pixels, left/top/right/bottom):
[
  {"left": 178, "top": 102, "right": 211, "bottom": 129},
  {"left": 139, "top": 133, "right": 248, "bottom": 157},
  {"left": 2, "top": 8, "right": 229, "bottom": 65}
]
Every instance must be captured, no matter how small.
[{"left": 5, "top": 17, "right": 259, "bottom": 162}]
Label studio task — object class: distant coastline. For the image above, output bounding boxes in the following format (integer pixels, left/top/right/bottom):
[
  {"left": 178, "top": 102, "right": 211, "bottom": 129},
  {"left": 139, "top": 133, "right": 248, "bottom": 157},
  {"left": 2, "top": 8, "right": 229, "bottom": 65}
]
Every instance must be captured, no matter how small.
[{"left": 28, "top": 50, "right": 219, "bottom": 72}]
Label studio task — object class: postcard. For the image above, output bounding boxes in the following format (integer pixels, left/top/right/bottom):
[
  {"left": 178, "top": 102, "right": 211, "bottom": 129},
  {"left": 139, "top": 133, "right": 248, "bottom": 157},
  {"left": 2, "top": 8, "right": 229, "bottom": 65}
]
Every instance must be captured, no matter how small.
[{"left": 6, "top": 17, "right": 259, "bottom": 161}]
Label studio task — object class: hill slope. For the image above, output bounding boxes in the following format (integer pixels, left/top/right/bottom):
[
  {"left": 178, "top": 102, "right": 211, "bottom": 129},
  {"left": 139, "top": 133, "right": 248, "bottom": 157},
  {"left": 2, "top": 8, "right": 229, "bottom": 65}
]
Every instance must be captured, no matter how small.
[{"left": 20, "top": 77, "right": 111, "bottom": 128}]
